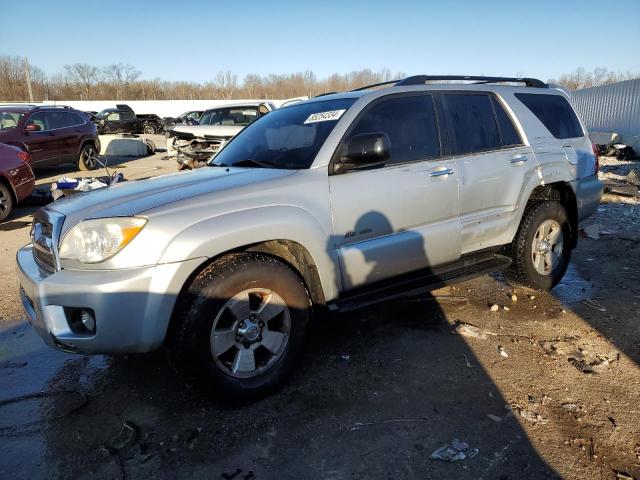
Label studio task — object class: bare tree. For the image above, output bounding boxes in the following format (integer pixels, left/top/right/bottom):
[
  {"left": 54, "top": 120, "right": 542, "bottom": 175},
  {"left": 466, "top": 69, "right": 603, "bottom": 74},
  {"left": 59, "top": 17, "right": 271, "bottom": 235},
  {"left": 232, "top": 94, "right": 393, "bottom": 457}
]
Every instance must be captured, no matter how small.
[
  {"left": 63, "top": 63, "right": 100, "bottom": 100},
  {"left": 549, "top": 67, "right": 639, "bottom": 90},
  {"left": 102, "top": 63, "right": 141, "bottom": 99},
  {"left": 213, "top": 71, "right": 239, "bottom": 99}
]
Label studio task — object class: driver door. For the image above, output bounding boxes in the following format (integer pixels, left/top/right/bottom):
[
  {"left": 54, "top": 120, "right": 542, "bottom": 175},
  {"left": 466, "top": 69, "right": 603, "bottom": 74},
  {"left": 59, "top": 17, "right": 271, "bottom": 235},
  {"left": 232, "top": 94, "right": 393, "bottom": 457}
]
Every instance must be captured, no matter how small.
[{"left": 329, "top": 93, "right": 461, "bottom": 292}]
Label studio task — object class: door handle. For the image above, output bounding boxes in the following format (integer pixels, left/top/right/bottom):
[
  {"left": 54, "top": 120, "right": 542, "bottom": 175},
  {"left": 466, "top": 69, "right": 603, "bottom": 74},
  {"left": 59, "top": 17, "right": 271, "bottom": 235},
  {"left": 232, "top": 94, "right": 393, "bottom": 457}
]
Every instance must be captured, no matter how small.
[
  {"left": 510, "top": 154, "right": 528, "bottom": 164},
  {"left": 429, "top": 168, "right": 454, "bottom": 178}
]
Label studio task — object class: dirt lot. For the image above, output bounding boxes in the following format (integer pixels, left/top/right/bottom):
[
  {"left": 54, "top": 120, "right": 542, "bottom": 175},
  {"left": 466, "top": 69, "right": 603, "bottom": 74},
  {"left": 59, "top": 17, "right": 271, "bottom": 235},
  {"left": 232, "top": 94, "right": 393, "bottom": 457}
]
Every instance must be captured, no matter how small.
[{"left": 0, "top": 149, "right": 639, "bottom": 480}]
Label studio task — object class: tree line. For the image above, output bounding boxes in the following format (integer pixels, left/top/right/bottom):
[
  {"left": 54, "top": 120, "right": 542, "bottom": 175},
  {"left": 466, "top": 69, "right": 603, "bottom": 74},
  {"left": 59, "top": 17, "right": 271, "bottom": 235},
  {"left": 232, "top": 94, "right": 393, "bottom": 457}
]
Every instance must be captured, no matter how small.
[{"left": 0, "top": 55, "right": 637, "bottom": 102}]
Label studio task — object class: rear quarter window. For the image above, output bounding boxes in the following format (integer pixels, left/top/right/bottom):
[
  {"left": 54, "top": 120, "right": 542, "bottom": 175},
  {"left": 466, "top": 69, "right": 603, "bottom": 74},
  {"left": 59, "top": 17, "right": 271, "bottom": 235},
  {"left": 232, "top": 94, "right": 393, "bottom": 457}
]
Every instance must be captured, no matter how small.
[{"left": 515, "top": 93, "right": 583, "bottom": 139}]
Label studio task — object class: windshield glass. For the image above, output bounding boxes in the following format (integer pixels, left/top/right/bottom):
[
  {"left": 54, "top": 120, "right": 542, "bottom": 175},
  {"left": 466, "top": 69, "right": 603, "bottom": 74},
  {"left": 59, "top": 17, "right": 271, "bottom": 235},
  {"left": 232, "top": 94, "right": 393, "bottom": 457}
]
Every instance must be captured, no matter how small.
[
  {"left": 95, "top": 109, "right": 112, "bottom": 119},
  {"left": 211, "top": 97, "right": 357, "bottom": 169},
  {"left": 0, "top": 112, "right": 25, "bottom": 131}
]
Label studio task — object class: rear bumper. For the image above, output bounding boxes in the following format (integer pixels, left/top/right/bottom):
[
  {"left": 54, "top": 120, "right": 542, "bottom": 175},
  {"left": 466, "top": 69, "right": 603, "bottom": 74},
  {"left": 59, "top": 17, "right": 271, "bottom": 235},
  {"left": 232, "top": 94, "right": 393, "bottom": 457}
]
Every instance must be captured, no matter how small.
[
  {"left": 16, "top": 244, "right": 204, "bottom": 354},
  {"left": 571, "top": 175, "right": 603, "bottom": 222}
]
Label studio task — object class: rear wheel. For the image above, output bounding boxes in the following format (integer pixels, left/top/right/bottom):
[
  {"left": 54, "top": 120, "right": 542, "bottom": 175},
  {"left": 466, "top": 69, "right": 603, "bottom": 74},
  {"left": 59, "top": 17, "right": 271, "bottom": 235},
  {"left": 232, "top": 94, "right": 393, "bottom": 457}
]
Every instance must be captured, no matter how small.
[
  {"left": 78, "top": 143, "right": 99, "bottom": 171},
  {"left": 143, "top": 125, "right": 156, "bottom": 134},
  {"left": 168, "top": 253, "right": 310, "bottom": 399},
  {"left": 506, "top": 201, "right": 571, "bottom": 290},
  {"left": 0, "top": 182, "right": 14, "bottom": 223}
]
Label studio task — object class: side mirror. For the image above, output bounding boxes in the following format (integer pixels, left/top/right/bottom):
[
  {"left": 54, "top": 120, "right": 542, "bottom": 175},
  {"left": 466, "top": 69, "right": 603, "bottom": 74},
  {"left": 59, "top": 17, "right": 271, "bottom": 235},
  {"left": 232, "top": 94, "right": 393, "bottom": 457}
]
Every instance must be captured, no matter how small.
[
  {"left": 339, "top": 132, "right": 391, "bottom": 171},
  {"left": 25, "top": 124, "right": 41, "bottom": 132}
]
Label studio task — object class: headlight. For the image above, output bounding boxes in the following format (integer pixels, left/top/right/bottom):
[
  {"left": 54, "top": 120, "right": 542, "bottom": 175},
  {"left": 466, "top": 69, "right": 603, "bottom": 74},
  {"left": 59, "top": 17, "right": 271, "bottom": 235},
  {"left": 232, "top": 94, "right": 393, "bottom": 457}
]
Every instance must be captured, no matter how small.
[{"left": 59, "top": 217, "right": 147, "bottom": 263}]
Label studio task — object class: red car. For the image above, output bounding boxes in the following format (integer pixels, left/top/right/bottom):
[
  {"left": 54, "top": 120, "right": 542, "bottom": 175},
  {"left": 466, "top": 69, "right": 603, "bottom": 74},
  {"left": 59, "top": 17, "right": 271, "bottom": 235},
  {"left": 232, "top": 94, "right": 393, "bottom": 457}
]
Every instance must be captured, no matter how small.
[
  {"left": 0, "top": 104, "right": 100, "bottom": 171},
  {"left": 0, "top": 143, "right": 35, "bottom": 222}
]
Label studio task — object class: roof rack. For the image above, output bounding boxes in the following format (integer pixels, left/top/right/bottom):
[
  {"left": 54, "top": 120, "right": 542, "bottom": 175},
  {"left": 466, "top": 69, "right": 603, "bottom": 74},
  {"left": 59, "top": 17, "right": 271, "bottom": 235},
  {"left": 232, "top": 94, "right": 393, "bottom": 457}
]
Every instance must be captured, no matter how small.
[
  {"left": 396, "top": 75, "right": 547, "bottom": 88},
  {"left": 351, "top": 75, "right": 547, "bottom": 92},
  {"left": 34, "top": 105, "right": 73, "bottom": 110}
]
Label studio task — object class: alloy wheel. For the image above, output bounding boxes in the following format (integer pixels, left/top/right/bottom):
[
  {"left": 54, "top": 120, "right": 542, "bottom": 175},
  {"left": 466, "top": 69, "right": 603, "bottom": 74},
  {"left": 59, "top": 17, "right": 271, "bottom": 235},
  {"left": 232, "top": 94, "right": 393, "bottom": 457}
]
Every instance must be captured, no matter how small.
[
  {"left": 210, "top": 288, "right": 291, "bottom": 379},
  {"left": 531, "top": 219, "right": 563, "bottom": 275}
]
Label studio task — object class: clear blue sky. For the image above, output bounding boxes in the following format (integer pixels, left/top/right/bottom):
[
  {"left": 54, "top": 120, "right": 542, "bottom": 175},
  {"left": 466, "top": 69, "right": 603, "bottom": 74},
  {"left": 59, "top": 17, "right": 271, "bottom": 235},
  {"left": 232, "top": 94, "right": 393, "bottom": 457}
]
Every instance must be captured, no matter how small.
[{"left": 2, "top": 0, "right": 639, "bottom": 83}]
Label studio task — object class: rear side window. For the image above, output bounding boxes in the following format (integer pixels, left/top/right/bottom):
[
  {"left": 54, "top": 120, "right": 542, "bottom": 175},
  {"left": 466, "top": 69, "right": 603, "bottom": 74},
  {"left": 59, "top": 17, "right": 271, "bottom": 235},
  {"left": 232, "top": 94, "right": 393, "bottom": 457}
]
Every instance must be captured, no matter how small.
[
  {"left": 50, "top": 112, "right": 84, "bottom": 128},
  {"left": 350, "top": 95, "right": 441, "bottom": 164},
  {"left": 491, "top": 97, "right": 522, "bottom": 146},
  {"left": 515, "top": 93, "right": 583, "bottom": 139},
  {"left": 444, "top": 94, "right": 501, "bottom": 154}
]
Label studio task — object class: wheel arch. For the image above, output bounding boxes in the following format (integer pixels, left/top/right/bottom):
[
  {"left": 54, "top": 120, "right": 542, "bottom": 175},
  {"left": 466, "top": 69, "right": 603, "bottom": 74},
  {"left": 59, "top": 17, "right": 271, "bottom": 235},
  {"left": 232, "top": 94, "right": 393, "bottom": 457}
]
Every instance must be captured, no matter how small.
[
  {"left": 527, "top": 182, "right": 579, "bottom": 247},
  {"left": 0, "top": 174, "right": 17, "bottom": 207}
]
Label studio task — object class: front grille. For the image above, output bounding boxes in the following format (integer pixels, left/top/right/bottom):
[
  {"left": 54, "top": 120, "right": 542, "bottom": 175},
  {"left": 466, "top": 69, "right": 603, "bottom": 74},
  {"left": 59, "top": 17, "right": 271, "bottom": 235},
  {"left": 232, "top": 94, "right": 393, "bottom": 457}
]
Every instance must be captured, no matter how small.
[
  {"left": 30, "top": 212, "right": 62, "bottom": 273},
  {"left": 33, "top": 245, "right": 56, "bottom": 272}
]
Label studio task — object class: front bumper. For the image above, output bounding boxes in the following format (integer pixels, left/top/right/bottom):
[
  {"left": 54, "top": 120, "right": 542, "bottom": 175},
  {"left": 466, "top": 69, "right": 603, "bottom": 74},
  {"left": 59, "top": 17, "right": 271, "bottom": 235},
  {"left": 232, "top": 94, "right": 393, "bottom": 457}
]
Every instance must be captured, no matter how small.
[
  {"left": 16, "top": 245, "right": 204, "bottom": 354},
  {"left": 571, "top": 175, "right": 603, "bottom": 222}
]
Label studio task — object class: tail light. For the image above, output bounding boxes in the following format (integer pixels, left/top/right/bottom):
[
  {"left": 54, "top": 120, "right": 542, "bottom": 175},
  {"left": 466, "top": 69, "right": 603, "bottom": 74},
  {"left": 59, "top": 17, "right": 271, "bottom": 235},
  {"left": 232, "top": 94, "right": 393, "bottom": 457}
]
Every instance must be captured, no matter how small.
[
  {"left": 17, "top": 151, "right": 31, "bottom": 163},
  {"left": 591, "top": 143, "right": 599, "bottom": 175}
]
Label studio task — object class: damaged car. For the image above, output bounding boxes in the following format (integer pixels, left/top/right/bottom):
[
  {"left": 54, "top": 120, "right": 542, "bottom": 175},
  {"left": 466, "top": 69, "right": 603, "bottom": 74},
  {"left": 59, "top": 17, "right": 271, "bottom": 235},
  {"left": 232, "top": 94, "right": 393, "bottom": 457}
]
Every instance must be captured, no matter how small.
[{"left": 167, "top": 102, "right": 275, "bottom": 169}]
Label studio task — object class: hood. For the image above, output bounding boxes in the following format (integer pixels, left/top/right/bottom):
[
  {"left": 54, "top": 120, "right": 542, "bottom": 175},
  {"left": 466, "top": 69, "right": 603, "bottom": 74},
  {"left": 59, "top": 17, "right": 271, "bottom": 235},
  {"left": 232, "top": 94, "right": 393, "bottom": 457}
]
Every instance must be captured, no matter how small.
[
  {"left": 48, "top": 167, "right": 295, "bottom": 234},
  {"left": 172, "top": 124, "right": 244, "bottom": 139}
]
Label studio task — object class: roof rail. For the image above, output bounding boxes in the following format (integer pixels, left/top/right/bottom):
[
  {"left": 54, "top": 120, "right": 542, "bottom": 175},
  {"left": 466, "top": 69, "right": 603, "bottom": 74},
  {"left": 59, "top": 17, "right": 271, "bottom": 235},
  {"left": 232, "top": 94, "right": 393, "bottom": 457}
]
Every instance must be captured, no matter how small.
[
  {"left": 351, "top": 80, "right": 401, "bottom": 92},
  {"left": 34, "top": 104, "right": 73, "bottom": 110},
  {"left": 313, "top": 91, "right": 340, "bottom": 98},
  {"left": 395, "top": 75, "right": 547, "bottom": 88}
]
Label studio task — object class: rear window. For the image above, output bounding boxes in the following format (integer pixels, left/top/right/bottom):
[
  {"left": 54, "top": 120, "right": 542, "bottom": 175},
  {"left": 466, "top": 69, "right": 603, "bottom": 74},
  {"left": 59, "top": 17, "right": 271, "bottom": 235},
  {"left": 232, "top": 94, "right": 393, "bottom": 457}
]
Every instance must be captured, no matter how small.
[
  {"left": 515, "top": 93, "right": 583, "bottom": 139},
  {"left": 444, "top": 93, "right": 501, "bottom": 154}
]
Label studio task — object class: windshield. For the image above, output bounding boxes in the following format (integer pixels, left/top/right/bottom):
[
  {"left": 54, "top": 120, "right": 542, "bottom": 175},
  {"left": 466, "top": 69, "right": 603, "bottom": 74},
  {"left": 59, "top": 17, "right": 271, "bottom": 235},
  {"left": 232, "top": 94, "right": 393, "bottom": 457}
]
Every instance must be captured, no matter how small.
[
  {"left": 0, "top": 112, "right": 25, "bottom": 131},
  {"left": 95, "top": 109, "right": 112, "bottom": 119},
  {"left": 211, "top": 98, "right": 357, "bottom": 169}
]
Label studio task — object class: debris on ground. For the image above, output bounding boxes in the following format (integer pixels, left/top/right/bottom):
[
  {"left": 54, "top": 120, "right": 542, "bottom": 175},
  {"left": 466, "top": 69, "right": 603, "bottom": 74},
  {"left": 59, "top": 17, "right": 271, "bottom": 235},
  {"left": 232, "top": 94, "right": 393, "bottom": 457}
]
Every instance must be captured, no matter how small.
[
  {"left": 516, "top": 409, "right": 548, "bottom": 425},
  {"left": 490, "top": 304, "right": 500, "bottom": 312},
  {"left": 51, "top": 172, "right": 125, "bottom": 201},
  {"left": 582, "top": 224, "right": 603, "bottom": 239},
  {"left": 540, "top": 337, "right": 619, "bottom": 374},
  {"left": 511, "top": 294, "right": 518, "bottom": 302},
  {"left": 453, "top": 321, "right": 496, "bottom": 339},
  {"left": 430, "top": 438, "right": 479, "bottom": 462},
  {"left": 496, "top": 345, "right": 509, "bottom": 358},
  {"left": 583, "top": 298, "right": 607, "bottom": 312},
  {"left": 487, "top": 414, "right": 503, "bottom": 423}
]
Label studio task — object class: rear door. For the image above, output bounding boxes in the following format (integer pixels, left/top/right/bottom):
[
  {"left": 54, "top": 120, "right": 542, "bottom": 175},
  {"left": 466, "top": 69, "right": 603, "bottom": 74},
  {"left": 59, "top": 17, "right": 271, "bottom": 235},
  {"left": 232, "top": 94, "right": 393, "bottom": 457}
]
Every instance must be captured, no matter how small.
[
  {"left": 441, "top": 92, "right": 535, "bottom": 253},
  {"left": 329, "top": 93, "right": 461, "bottom": 291},
  {"left": 49, "top": 111, "right": 84, "bottom": 163},
  {"left": 22, "top": 112, "right": 61, "bottom": 166}
]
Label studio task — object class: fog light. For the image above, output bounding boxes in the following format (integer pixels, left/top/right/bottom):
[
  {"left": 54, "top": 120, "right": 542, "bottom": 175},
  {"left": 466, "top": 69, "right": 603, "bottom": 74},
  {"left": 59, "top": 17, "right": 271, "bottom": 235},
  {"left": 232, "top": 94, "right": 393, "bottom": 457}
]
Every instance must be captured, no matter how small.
[
  {"left": 65, "top": 307, "right": 96, "bottom": 334},
  {"left": 80, "top": 310, "right": 96, "bottom": 333}
]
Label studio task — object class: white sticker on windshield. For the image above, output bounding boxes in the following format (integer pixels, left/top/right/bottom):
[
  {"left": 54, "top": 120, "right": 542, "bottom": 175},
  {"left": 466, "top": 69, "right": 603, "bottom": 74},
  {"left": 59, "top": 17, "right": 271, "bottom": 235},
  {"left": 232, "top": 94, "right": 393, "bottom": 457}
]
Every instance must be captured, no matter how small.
[{"left": 304, "top": 109, "right": 346, "bottom": 124}]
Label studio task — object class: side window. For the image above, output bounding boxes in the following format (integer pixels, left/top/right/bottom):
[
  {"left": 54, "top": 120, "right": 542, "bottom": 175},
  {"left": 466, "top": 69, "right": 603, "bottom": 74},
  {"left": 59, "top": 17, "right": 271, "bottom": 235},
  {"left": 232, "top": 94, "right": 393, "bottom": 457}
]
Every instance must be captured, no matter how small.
[
  {"left": 349, "top": 95, "right": 441, "bottom": 165},
  {"left": 515, "top": 93, "right": 583, "bottom": 139},
  {"left": 50, "top": 111, "right": 83, "bottom": 128},
  {"left": 107, "top": 112, "right": 120, "bottom": 122},
  {"left": 26, "top": 112, "right": 51, "bottom": 131},
  {"left": 491, "top": 97, "right": 522, "bottom": 147},
  {"left": 444, "top": 93, "right": 501, "bottom": 155},
  {"left": 121, "top": 111, "right": 135, "bottom": 121}
]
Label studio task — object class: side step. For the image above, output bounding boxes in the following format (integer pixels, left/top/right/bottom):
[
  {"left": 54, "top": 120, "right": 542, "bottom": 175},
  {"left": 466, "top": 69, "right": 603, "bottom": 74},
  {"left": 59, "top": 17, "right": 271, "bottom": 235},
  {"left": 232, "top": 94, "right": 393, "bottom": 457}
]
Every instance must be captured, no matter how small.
[{"left": 329, "top": 253, "right": 512, "bottom": 313}]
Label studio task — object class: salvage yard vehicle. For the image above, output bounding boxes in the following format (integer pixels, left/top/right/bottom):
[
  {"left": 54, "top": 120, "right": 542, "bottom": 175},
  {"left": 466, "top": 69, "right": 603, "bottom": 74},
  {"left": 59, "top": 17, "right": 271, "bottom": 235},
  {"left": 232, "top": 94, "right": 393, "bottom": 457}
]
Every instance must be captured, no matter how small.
[
  {"left": 0, "top": 104, "right": 101, "bottom": 170},
  {"left": 17, "top": 75, "right": 603, "bottom": 398},
  {"left": 0, "top": 143, "right": 35, "bottom": 222},
  {"left": 167, "top": 102, "right": 275, "bottom": 169},
  {"left": 163, "top": 110, "right": 203, "bottom": 128},
  {"left": 93, "top": 104, "right": 164, "bottom": 135}
]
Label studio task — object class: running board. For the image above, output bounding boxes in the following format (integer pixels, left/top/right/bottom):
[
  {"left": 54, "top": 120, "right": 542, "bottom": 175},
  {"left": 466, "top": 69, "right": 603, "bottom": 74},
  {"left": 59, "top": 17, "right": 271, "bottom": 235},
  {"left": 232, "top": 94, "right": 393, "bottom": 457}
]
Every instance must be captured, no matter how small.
[{"left": 329, "top": 253, "right": 511, "bottom": 313}]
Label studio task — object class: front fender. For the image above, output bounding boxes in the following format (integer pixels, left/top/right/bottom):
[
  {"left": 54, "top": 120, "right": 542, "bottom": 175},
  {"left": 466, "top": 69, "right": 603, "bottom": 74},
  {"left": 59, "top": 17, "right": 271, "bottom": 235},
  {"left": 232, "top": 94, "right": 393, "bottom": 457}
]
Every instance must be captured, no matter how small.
[{"left": 159, "top": 205, "right": 340, "bottom": 302}]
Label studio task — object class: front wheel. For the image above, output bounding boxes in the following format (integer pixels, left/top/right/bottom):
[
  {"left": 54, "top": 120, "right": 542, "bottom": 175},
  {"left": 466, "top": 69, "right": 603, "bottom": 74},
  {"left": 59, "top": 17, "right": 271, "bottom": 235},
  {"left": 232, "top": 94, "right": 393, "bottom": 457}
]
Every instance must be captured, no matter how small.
[
  {"left": 0, "top": 182, "right": 14, "bottom": 223},
  {"left": 168, "top": 253, "right": 310, "bottom": 399},
  {"left": 143, "top": 124, "right": 156, "bottom": 135},
  {"left": 506, "top": 201, "right": 571, "bottom": 290}
]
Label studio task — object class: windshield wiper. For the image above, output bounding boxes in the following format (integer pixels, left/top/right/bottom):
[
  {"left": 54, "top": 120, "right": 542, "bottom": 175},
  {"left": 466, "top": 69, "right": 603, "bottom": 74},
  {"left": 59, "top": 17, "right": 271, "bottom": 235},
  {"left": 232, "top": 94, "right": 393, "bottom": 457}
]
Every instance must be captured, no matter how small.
[{"left": 230, "top": 158, "right": 276, "bottom": 168}]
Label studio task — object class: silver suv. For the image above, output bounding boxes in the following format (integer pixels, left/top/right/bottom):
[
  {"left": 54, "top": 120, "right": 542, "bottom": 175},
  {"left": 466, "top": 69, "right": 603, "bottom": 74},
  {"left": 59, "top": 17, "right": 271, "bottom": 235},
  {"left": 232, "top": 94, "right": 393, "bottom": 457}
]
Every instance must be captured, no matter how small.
[{"left": 17, "top": 75, "right": 603, "bottom": 397}]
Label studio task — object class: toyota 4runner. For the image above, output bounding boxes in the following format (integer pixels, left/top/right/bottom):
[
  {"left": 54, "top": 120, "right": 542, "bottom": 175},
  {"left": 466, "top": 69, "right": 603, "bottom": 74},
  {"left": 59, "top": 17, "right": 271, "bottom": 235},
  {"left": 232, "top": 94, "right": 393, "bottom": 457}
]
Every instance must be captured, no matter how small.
[{"left": 17, "top": 75, "right": 603, "bottom": 397}]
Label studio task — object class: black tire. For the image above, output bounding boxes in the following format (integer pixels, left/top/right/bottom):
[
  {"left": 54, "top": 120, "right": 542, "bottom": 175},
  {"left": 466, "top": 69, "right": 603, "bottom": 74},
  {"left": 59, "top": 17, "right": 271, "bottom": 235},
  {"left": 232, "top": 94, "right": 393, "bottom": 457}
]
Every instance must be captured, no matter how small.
[
  {"left": 0, "top": 182, "right": 14, "bottom": 223},
  {"left": 505, "top": 200, "right": 572, "bottom": 290},
  {"left": 78, "top": 143, "right": 99, "bottom": 171},
  {"left": 168, "top": 253, "right": 311, "bottom": 399},
  {"left": 143, "top": 124, "right": 156, "bottom": 135}
]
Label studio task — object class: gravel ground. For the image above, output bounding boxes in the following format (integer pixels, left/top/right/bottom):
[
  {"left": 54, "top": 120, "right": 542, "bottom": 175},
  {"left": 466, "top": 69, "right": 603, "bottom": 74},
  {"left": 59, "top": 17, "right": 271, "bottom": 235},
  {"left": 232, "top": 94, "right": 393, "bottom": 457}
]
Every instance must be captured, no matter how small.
[{"left": 0, "top": 152, "right": 639, "bottom": 480}]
